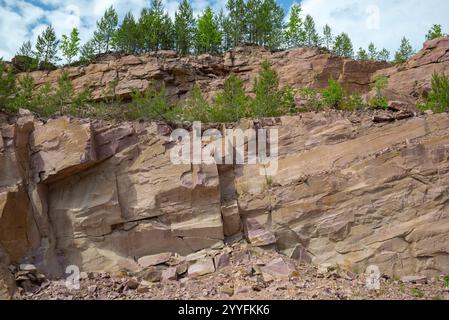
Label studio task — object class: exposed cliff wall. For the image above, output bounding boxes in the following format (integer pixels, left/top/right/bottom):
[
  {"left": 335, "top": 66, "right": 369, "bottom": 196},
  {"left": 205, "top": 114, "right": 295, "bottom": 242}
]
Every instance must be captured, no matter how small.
[
  {"left": 20, "top": 46, "right": 389, "bottom": 103},
  {"left": 2, "top": 37, "right": 449, "bottom": 299},
  {"left": 1, "top": 108, "right": 449, "bottom": 300}
]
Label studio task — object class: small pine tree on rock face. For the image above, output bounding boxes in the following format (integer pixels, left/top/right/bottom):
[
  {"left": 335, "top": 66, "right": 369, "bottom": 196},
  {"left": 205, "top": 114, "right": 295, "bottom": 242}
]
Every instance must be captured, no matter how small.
[
  {"left": 394, "top": 37, "right": 414, "bottom": 64},
  {"left": 182, "top": 84, "right": 211, "bottom": 123},
  {"left": 323, "top": 24, "right": 333, "bottom": 51},
  {"left": 333, "top": 33, "right": 353, "bottom": 58},
  {"left": 213, "top": 73, "right": 249, "bottom": 122},
  {"left": 357, "top": 47, "right": 369, "bottom": 61},
  {"left": 226, "top": 0, "right": 247, "bottom": 48},
  {"left": 15, "top": 41, "right": 38, "bottom": 71},
  {"left": 251, "top": 60, "right": 294, "bottom": 117},
  {"left": 0, "top": 59, "right": 16, "bottom": 109},
  {"left": 34, "top": 25, "right": 59, "bottom": 69},
  {"left": 426, "top": 24, "right": 445, "bottom": 41},
  {"left": 93, "top": 5, "right": 118, "bottom": 54},
  {"left": 195, "top": 7, "right": 222, "bottom": 54},
  {"left": 284, "top": 4, "right": 304, "bottom": 48},
  {"left": 114, "top": 12, "right": 140, "bottom": 54},
  {"left": 303, "top": 15, "right": 321, "bottom": 48},
  {"left": 322, "top": 78, "right": 345, "bottom": 108},
  {"left": 368, "top": 42, "right": 378, "bottom": 60},
  {"left": 61, "top": 28, "right": 80, "bottom": 65},
  {"left": 420, "top": 73, "right": 449, "bottom": 113},
  {"left": 79, "top": 39, "right": 96, "bottom": 64},
  {"left": 175, "top": 0, "right": 195, "bottom": 55},
  {"left": 378, "top": 48, "right": 390, "bottom": 62}
]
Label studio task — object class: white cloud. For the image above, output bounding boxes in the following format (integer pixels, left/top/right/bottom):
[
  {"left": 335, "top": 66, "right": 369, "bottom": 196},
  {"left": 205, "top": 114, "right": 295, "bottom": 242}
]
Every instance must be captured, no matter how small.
[
  {"left": 298, "top": 0, "right": 449, "bottom": 55},
  {"left": 1, "top": 0, "right": 448, "bottom": 61}
]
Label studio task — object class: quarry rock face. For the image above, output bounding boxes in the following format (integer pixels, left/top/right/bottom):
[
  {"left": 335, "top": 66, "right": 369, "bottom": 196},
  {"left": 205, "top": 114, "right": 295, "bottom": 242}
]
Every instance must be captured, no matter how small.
[
  {"left": 2, "top": 37, "right": 449, "bottom": 299},
  {"left": 374, "top": 37, "right": 449, "bottom": 101},
  {"left": 1, "top": 109, "right": 449, "bottom": 297},
  {"left": 21, "top": 46, "right": 389, "bottom": 103}
]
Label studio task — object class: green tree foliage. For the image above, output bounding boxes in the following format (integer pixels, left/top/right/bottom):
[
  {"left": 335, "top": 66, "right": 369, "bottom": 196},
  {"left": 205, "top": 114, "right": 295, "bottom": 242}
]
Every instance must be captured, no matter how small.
[
  {"left": 34, "top": 25, "right": 59, "bottom": 69},
  {"left": 226, "top": 0, "right": 247, "bottom": 47},
  {"left": 61, "top": 28, "right": 80, "bottom": 64},
  {"left": 0, "top": 60, "right": 16, "bottom": 109},
  {"left": 252, "top": 0, "right": 285, "bottom": 49},
  {"left": 419, "top": 73, "right": 449, "bottom": 113},
  {"left": 356, "top": 47, "right": 369, "bottom": 61},
  {"left": 175, "top": 0, "right": 195, "bottom": 55},
  {"left": 250, "top": 60, "right": 294, "bottom": 117},
  {"left": 212, "top": 73, "right": 249, "bottom": 122},
  {"left": 218, "top": 9, "right": 232, "bottom": 51},
  {"left": 7, "top": 74, "right": 35, "bottom": 112},
  {"left": 378, "top": 48, "right": 390, "bottom": 62},
  {"left": 322, "top": 24, "right": 333, "bottom": 50},
  {"left": 322, "top": 78, "right": 344, "bottom": 108},
  {"left": 284, "top": 4, "right": 304, "bottom": 48},
  {"left": 139, "top": 0, "right": 174, "bottom": 52},
  {"left": 182, "top": 84, "right": 211, "bottom": 122},
  {"left": 7, "top": 72, "right": 90, "bottom": 116},
  {"left": 18, "top": 41, "right": 32, "bottom": 57},
  {"left": 303, "top": 15, "right": 321, "bottom": 47},
  {"left": 79, "top": 39, "right": 96, "bottom": 64},
  {"left": 370, "top": 75, "right": 389, "bottom": 109},
  {"left": 394, "top": 37, "right": 414, "bottom": 64},
  {"left": 195, "top": 7, "right": 222, "bottom": 54},
  {"left": 333, "top": 33, "right": 353, "bottom": 58},
  {"left": 14, "top": 41, "right": 38, "bottom": 71},
  {"left": 426, "top": 24, "right": 445, "bottom": 41},
  {"left": 129, "top": 84, "right": 174, "bottom": 121},
  {"left": 114, "top": 12, "right": 140, "bottom": 53},
  {"left": 94, "top": 5, "right": 118, "bottom": 53},
  {"left": 368, "top": 42, "right": 378, "bottom": 60}
]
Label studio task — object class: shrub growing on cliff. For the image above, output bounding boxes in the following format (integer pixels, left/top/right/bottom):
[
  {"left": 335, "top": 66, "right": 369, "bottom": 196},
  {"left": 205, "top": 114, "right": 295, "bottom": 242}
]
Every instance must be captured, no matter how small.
[
  {"left": 369, "top": 75, "right": 389, "bottom": 109},
  {"left": 0, "top": 59, "right": 16, "bottom": 110},
  {"left": 341, "top": 94, "right": 365, "bottom": 111},
  {"left": 7, "top": 73, "right": 34, "bottom": 112},
  {"left": 250, "top": 60, "right": 295, "bottom": 117},
  {"left": 60, "top": 28, "right": 81, "bottom": 65},
  {"left": 35, "top": 25, "right": 60, "bottom": 69},
  {"left": 322, "top": 78, "right": 345, "bottom": 108},
  {"left": 394, "top": 37, "right": 414, "bottom": 64},
  {"left": 129, "top": 84, "right": 175, "bottom": 121},
  {"left": 418, "top": 72, "right": 449, "bottom": 113},
  {"left": 211, "top": 73, "right": 249, "bottom": 122},
  {"left": 182, "top": 84, "right": 211, "bottom": 122},
  {"left": 426, "top": 24, "right": 445, "bottom": 41}
]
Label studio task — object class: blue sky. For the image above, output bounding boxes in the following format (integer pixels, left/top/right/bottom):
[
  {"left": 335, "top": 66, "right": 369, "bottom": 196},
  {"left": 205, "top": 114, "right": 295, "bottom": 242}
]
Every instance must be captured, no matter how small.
[{"left": 1, "top": 0, "right": 448, "bottom": 60}]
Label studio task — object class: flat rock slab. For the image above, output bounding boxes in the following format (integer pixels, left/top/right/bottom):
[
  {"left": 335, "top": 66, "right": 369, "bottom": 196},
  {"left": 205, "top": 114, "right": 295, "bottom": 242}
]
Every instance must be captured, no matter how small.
[
  {"left": 260, "top": 258, "right": 296, "bottom": 282},
  {"left": 244, "top": 217, "right": 276, "bottom": 247},
  {"left": 401, "top": 275, "right": 428, "bottom": 284},
  {"left": 138, "top": 252, "right": 172, "bottom": 268},
  {"left": 188, "top": 258, "right": 215, "bottom": 278}
]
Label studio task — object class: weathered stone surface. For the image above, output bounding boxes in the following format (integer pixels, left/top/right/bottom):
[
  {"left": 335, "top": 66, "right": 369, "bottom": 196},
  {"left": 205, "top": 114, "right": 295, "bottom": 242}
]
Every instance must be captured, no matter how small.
[
  {"left": 188, "top": 258, "right": 215, "bottom": 278},
  {"left": 221, "top": 202, "right": 241, "bottom": 237},
  {"left": 214, "top": 252, "right": 231, "bottom": 270},
  {"left": 31, "top": 117, "right": 94, "bottom": 183},
  {"left": 234, "top": 112, "right": 449, "bottom": 277},
  {"left": 244, "top": 216, "right": 277, "bottom": 247},
  {"left": 260, "top": 258, "right": 296, "bottom": 281},
  {"left": 161, "top": 267, "right": 177, "bottom": 281},
  {"left": 371, "top": 37, "right": 449, "bottom": 105},
  {"left": 2, "top": 38, "right": 449, "bottom": 283},
  {"left": 20, "top": 45, "right": 390, "bottom": 105},
  {"left": 138, "top": 252, "right": 172, "bottom": 268}
]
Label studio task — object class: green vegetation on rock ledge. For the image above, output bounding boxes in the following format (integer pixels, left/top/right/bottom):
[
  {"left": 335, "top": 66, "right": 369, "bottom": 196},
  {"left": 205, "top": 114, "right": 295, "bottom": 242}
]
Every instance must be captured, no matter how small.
[{"left": 2, "top": 54, "right": 449, "bottom": 122}]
